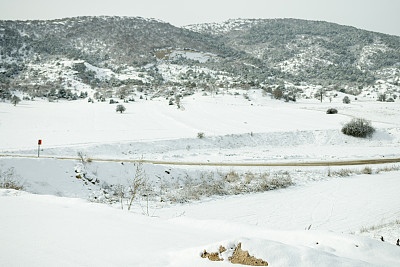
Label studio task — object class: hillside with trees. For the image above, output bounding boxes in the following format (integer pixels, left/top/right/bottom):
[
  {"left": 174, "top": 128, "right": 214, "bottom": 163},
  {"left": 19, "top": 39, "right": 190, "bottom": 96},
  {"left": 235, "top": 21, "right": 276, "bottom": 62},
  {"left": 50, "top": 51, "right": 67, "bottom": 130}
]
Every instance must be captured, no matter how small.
[{"left": 1, "top": 16, "right": 400, "bottom": 99}]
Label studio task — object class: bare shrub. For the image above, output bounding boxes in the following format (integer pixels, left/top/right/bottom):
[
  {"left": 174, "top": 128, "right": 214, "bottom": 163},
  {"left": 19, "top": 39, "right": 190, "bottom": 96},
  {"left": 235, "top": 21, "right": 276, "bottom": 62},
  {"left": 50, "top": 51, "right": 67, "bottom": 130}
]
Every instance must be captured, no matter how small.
[
  {"left": 244, "top": 172, "right": 255, "bottom": 184},
  {"left": 342, "top": 118, "right": 375, "bottom": 138},
  {"left": 113, "top": 161, "right": 149, "bottom": 210},
  {"left": 126, "top": 161, "right": 148, "bottom": 210},
  {"left": 197, "top": 132, "right": 205, "bottom": 139},
  {"left": 257, "top": 172, "right": 293, "bottom": 191},
  {"left": 204, "top": 174, "right": 226, "bottom": 197},
  {"left": 77, "top": 151, "right": 92, "bottom": 164},
  {"left": 362, "top": 166, "right": 373, "bottom": 174},
  {"left": 166, "top": 170, "right": 293, "bottom": 203},
  {"left": 182, "top": 174, "right": 201, "bottom": 201},
  {"left": 224, "top": 171, "right": 240, "bottom": 183},
  {"left": 332, "top": 168, "right": 354, "bottom": 177},
  {"left": 0, "top": 168, "right": 24, "bottom": 190}
]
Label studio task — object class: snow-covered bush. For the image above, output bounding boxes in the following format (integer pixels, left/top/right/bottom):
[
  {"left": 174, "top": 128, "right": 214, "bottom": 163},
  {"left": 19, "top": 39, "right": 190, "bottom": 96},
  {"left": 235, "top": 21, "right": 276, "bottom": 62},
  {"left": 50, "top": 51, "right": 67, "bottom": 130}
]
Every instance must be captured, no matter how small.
[
  {"left": 341, "top": 118, "right": 375, "bottom": 138},
  {"left": 116, "top": 104, "right": 126, "bottom": 113},
  {"left": 343, "top": 96, "right": 351, "bottom": 104},
  {"left": 197, "top": 132, "right": 205, "bottom": 139},
  {"left": 326, "top": 108, "right": 338, "bottom": 114}
]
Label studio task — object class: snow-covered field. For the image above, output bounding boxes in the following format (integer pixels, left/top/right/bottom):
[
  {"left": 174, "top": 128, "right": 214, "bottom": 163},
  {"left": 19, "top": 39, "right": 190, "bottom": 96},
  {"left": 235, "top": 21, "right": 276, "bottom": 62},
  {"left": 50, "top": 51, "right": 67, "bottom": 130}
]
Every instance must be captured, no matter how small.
[
  {"left": 1, "top": 90, "right": 400, "bottom": 266},
  {"left": 2, "top": 90, "right": 400, "bottom": 162}
]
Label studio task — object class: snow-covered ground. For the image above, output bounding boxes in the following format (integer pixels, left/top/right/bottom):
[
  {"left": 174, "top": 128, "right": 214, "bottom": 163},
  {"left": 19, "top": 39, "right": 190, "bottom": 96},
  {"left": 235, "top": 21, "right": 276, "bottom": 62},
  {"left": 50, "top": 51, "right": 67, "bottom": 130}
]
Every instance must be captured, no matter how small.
[
  {"left": 1, "top": 90, "right": 400, "bottom": 266},
  {"left": 1, "top": 90, "right": 400, "bottom": 162},
  {"left": 1, "top": 180, "right": 400, "bottom": 266}
]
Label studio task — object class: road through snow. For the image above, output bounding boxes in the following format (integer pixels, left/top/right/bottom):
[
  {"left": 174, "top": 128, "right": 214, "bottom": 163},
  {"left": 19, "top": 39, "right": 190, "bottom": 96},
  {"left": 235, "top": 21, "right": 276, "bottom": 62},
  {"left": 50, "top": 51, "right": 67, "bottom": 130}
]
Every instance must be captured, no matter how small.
[{"left": 2, "top": 154, "right": 400, "bottom": 166}]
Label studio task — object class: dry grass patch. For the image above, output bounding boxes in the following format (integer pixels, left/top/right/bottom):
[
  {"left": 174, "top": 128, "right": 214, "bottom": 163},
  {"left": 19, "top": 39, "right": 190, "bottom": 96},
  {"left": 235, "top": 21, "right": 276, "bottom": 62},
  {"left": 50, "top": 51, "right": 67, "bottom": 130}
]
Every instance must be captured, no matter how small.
[
  {"left": 168, "top": 171, "right": 293, "bottom": 203},
  {"left": 0, "top": 168, "right": 23, "bottom": 190},
  {"left": 331, "top": 168, "right": 354, "bottom": 177},
  {"left": 376, "top": 165, "right": 400, "bottom": 173}
]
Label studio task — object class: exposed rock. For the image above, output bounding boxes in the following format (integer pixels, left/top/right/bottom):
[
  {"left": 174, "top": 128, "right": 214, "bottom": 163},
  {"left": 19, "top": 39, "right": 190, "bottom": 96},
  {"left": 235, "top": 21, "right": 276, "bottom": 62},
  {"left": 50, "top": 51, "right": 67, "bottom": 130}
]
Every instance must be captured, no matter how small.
[
  {"left": 229, "top": 243, "right": 268, "bottom": 266},
  {"left": 201, "top": 250, "right": 223, "bottom": 262},
  {"left": 201, "top": 242, "right": 268, "bottom": 266}
]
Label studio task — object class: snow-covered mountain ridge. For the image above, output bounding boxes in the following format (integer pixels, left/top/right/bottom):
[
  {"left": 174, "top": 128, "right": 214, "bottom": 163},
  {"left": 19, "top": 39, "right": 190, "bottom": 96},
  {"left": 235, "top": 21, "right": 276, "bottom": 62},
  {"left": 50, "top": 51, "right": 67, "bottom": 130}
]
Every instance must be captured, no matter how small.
[{"left": 1, "top": 16, "right": 400, "bottom": 101}]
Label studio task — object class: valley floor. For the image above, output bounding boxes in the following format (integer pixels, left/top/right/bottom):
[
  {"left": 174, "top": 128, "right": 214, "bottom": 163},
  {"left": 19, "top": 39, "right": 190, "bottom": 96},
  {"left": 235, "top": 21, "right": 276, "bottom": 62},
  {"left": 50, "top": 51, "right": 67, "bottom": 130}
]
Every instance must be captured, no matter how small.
[{"left": 1, "top": 91, "right": 400, "bottom": 266}]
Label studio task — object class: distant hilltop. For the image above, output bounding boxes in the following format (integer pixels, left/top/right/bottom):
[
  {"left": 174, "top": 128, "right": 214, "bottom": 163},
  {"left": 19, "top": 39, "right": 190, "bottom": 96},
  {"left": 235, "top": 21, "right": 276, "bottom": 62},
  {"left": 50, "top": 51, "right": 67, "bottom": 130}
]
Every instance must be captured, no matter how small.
[{"left": 1, "top": 16, "right": 399, "bottom": 98}]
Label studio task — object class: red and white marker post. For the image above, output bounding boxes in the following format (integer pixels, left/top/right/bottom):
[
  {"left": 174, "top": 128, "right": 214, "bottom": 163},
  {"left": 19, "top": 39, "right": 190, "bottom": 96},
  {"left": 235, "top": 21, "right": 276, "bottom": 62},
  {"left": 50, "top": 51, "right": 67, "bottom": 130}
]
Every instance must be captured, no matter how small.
[{"left": 38, "top": 139, "right": 42, "bottom": 157}]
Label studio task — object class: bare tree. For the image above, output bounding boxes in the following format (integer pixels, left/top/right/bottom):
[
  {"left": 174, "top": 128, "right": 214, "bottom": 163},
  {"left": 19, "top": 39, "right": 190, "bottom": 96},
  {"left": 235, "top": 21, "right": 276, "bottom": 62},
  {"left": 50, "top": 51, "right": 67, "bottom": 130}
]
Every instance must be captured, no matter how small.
[
  {"left": 117, "top": 86, "right": 129, "bottom": 99},
  {"left": 11, "top": 95, "right": 21, "bottom": 106},
  {"left": 127, "top": 161, "right": 148, "bottom": 211},
  {"left": 314, "top": 88, "right": 324, "bottom": 102}
]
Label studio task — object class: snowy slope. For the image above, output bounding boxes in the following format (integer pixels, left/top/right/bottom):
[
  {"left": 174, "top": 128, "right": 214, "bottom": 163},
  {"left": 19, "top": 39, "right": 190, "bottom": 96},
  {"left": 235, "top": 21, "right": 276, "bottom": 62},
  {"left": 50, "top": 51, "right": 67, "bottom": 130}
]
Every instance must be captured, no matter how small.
[
  {"left": 1, "top": 189, "right": 400, "bottom": 267},
  {"left": 157, "top": 171, "right": 400, "bottom": 235}
]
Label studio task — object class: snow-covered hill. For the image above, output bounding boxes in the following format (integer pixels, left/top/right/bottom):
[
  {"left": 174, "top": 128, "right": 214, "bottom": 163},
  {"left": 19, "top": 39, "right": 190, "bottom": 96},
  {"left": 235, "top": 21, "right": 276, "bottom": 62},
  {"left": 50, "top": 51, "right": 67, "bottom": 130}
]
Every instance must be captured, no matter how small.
[{"left": 2, "top": 16, "right": 400, "bottom": 101}]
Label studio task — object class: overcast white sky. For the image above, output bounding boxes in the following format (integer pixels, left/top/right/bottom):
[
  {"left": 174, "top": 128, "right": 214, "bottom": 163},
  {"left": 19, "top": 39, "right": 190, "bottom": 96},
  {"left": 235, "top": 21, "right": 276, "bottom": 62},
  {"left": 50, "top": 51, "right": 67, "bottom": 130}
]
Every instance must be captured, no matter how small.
[{"left": 1, "top": 0, "right": 400, "bottom": 36}]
